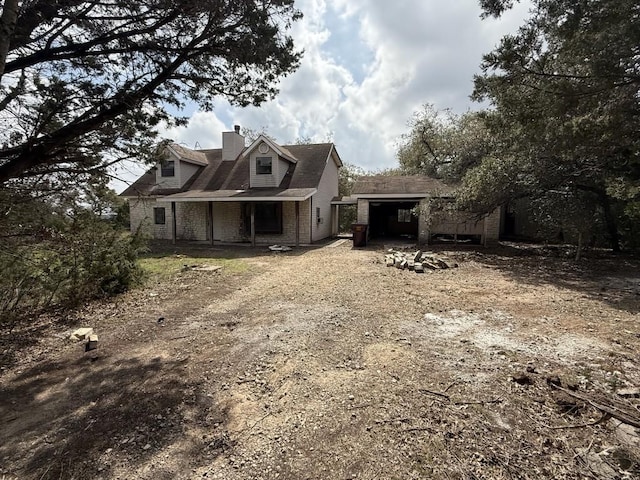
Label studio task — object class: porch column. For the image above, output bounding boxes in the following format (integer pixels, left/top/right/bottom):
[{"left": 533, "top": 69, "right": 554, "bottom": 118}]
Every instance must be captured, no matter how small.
[
  {"left": 250, "top": 202, "right": 256, "bottom": 247},
  {"left": 295, "top": 201, "right": 300, "bottom": 247},
  {"left": 171, "top": 201, "right": 176, "bottom": 245},
  {"left": 208, "top": 201, "right": 214, "bottom": 246},
  {"left": 332, "top": 204, "right": 339, "bottom": 236}
]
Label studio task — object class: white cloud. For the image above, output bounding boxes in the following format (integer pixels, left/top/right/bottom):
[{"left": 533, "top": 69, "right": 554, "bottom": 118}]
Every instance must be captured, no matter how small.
[
  {"left": 159, "top": 111, "right": 228, "bottom": 149},
  {"left": 112, "top": 0, "right": 533, "bottom": 191}
]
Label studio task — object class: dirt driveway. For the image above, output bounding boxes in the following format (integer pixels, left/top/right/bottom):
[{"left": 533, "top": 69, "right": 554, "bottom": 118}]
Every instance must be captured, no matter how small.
[{"left": 1, "top": 241, "right": 639, "bottom": 479}]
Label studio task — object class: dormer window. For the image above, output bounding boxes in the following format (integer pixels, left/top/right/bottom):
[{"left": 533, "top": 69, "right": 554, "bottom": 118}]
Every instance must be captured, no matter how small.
[
  {"left": 256, "top": 157, "right": 272, "bottom": 175},
  {"left": 161, "top": 160, "right": 175, "bottom": 177}
]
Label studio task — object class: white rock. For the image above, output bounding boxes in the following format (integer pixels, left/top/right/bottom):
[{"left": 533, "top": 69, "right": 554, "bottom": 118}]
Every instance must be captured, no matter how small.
[{"left": 69, "top": 328, "right": 93, "bottom": 341}]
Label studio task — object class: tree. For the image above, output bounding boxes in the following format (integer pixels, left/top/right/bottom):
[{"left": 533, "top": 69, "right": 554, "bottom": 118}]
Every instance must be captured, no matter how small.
[
  {"left": 469, "top": 0, "right": 640, "bottom": 250},
  {"left": 0, "top": 0, "right": 301, "bottom": 186},
  {"left": 397, "top": 105, "right": 494, "bottom": 183}
]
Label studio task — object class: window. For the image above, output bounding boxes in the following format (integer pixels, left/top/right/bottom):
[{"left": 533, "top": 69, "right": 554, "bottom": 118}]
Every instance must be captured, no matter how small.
[
  {"left": 256, "top": 157, "right": 272, "bottom": 175},
  {"left": 243, "top": 202, "right": 282, "bottom": 234},
  {"left": 398, "top": 209, "right": 413, "bottom": 223},
  {"left": 160, "top": 160, "right": 175, "bottom": 177},
  {"left": 154, "top": 207, "right": 166, "bottom": 225}
]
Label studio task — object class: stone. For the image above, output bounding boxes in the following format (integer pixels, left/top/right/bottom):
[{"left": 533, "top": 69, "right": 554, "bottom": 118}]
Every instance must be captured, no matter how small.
[
  {"left": 85, "top": 334, "right": 99, "bottom": 351},
  {"left": 69, "top": 328, "right": 93, "bottom": 341},
  {"left": 414, "top": 263, "right": 424, "bottom": 273},
  {"left": 616, "top": 387, "right": 640, "bottom": 398},
  {"left": 511, "top": 374, "right": 532, "bottom": 385},
  {"left": 413, "top": 250, "right": 423, "bottom": 262}
]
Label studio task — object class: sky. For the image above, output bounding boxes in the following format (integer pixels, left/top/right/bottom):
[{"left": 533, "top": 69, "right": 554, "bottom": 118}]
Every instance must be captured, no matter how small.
[{"left": 111, "top": 0, "right": 532, "bottom": 193}]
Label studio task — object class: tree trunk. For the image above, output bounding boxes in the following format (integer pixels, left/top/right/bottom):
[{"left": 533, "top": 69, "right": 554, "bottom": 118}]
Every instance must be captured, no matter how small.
[
  {"left": 0, "top": 0, "right": 19, "bottom": 78},
  {"left": 577, "top": 184, "right": 621, "bottom": 253},
  {"left": 599, "top": 192, "right": 621, "bottom": 252}
]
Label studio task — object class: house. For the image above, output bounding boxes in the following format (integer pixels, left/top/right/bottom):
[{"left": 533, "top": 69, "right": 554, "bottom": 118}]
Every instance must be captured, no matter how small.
[
  {"left": 339, "top": 175, "right": 501, "bottom": 245},
  {"left": 121, "top": 127, "right": 343, "bottom": 246}
]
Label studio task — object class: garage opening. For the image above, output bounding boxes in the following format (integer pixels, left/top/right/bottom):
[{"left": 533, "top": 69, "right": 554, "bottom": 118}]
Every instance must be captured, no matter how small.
[{"left": 368, "top": 201, "right": 419, "bottom": 240}]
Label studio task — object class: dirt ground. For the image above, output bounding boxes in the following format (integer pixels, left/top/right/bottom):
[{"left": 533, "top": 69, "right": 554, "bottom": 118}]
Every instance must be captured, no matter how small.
[{"left": 1, "top": 240, "right": 640, "bottom": 479}]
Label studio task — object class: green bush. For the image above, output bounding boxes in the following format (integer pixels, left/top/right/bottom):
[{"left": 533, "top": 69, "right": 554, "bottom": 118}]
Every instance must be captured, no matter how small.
[{"left": 0, "top": 212, "right": 145, "bottom": 320}]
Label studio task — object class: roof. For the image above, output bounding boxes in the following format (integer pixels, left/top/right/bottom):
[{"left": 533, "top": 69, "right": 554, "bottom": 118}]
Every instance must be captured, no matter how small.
[
  {"left": 121, "top": 142, "right": 336, "bottom": 200},
  {"left": 157, "top": 188, "right": 317, "bottom": 202},
  {"left": 168, "top": 144, "right": 208, "bottom": 166},
  {"left": 243, "top": 135, "right": 298, "bottom": 164},
  {"left": 351, "top": 175, "right": 456, "bottom": 197}
]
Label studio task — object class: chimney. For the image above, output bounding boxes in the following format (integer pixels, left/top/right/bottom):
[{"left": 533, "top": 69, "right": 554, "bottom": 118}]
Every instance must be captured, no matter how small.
[{"left": 222, "top": 125, "right": 245, "bottom": 161}]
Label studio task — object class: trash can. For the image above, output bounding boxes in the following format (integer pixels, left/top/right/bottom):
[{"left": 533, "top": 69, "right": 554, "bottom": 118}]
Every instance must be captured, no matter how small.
[{"left": 352, "top": 223, "right": 368, "bottom": 247}]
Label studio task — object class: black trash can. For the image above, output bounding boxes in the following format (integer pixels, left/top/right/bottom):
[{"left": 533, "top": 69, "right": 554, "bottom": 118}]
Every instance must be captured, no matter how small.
[{"left": 352, "top": 223, "right": 368, "bottom": 247}]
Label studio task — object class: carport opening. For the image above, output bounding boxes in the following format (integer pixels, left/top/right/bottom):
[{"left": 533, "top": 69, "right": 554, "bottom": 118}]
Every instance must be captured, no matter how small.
[{"left": 368, "top": 201, "right": 419, "bottom": 240}]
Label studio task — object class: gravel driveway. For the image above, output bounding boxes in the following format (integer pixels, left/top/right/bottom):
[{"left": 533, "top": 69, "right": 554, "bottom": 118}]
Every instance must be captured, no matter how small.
[{"left": 1, "top": 241, "right": 639, "bottom": 479}]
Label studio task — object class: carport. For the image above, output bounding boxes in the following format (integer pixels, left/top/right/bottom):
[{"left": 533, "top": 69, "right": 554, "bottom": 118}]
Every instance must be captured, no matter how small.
[
  {"left": 344, "top": 175, "right": 502, "bottom": 245},
  {"left": 368, "top": 200, "right": 419, "bottom": 239}
]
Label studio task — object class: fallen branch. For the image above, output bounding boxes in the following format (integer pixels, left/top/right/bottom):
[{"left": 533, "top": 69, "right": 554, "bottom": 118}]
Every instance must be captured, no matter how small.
[
  {"left": 548, "top": 412, "right": 612, "bottom": 430},
  {"left": 418, "top": 388, "right": 450, "bottom": 401},
  {"left": 551, "top": 385, "right": 640, "bottom": 429},
  {"left": 453, "top": 398, "right": 503, "bottom": 406},
  {"left": 419, "top": 388, "right": 502, "bottom": 406}
]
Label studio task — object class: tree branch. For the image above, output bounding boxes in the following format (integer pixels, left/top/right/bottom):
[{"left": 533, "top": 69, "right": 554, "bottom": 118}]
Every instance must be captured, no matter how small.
[{"left": 0, "top": 15, "right": 214, "bottom": 184}]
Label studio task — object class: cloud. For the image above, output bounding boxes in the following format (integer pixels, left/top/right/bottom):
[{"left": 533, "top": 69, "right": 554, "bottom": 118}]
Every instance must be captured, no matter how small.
[
  {"left": 159, "top": 111, "right": 228, "bottom": 149},
  {"left": 112, "top": 0, "right": 533, "bottom": 191}
]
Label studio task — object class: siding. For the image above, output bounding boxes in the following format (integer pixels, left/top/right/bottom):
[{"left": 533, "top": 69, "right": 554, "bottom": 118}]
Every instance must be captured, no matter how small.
[
  {"left": 311, "top": 153, "right": 339, "bottom": 242},
  {"left": 154, "top": 155, "right": 200, "bottom": 189},
  {"left": 180, "top": 162, "right": 200, "bottom": 188},
  {"left": 249, "top": 145, "right": 290, "bottom": 188}
]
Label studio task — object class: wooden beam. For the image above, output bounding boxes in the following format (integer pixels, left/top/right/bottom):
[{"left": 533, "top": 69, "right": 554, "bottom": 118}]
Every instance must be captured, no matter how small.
[
  {"left": 171, "top": 201, "right": 176, "bottom": 245},
  {"left": 295, "top": 201, "right": 300, "bottom": 247},
  {"left": 208, "top": 201, "right": 214, "bottom": 246},
  {"left": 250, "top": 202, "right": 256, "bottom": 247}
]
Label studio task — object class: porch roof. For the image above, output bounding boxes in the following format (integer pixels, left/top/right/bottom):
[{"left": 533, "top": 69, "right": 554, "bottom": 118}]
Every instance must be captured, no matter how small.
[
  {"left": 352, "top": 175, "right": 456, "bottom": 197},
  {"left": 157, "top": 187, "right": 317, "bottom": 202},
  {"left": 331, "top": 196, "right": 357, "bottom": 205}
]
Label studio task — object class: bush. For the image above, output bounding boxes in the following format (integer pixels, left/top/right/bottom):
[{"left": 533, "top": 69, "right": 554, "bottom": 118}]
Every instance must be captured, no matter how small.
[{"left": 0, "top": 211, "right": 145, "bottom": 321}]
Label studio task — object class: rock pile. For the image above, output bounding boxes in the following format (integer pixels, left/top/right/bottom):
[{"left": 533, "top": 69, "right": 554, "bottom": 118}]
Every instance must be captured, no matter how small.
[{"left": 385, "top": 249, "right": 458, "bottom": 273}]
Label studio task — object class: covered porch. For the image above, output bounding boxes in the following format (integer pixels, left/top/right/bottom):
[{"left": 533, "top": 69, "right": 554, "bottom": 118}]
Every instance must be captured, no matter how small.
[{"left": 157, "top": 188, "right": 319, "bottom": 247}]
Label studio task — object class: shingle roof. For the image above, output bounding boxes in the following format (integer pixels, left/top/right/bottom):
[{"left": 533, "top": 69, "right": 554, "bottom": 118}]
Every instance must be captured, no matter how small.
[
  {"left": 352, "top": 175, "right": 456, "bottom": 196},
  {"left": 120, "top": 143, "right": 335, "bottom": 198},
  {"left": 169, "top": 144, "right": 208, "bottom": 165}
]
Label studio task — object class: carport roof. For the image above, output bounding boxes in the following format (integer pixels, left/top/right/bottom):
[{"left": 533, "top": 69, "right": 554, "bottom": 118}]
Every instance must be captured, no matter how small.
[{"left": 351, "top": 175, "right": 456, "bottom": 197}]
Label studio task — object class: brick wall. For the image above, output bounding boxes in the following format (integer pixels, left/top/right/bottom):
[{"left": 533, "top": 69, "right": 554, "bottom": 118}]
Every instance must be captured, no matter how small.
[
  {"left": 212, "top": 202, "right": 244, "bottom": 242},
  {"left": 417, "top": 199, "right": 430, "bottom": 244},
  {"left": 129, "top": 198, "right": 316, "bottom": 245},
  {"left": 251, "top": 200, "right": 311, "bottom": 245},
  {"left": 128, "top": 198, "right": 172, "bottom": 240},
  {"left": 176, "top": 202, "right": 208, "bottom": 241},
  {"left": 484, "top": 208, "right": 501, "bottom": 244},
  {"left": 356, "top": 199, "right": 369, "bottom": 224}
]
